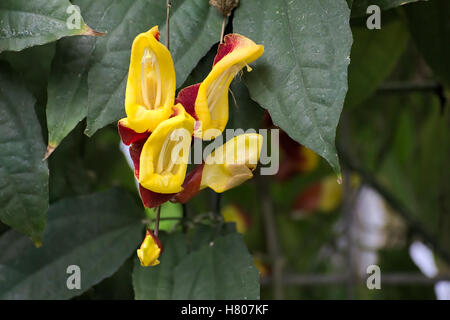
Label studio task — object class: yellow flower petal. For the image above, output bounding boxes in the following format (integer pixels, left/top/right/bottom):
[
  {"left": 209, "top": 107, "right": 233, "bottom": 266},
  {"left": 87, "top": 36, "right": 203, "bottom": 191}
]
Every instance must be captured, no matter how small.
[
  {"left": 201, "top": 133, "right": 263, "bottom": 192},
  {"left": 194, "top": 34, "right": 264, "bottom": 139},
  {"left": 137, "top": 230, "right": 162, "bottom": 267},
  {"left": 139, "top": 104, "right": 195, "bottom": 194},
  {"left": 125, "top": 26, "right": 176, "bottom": 133}
]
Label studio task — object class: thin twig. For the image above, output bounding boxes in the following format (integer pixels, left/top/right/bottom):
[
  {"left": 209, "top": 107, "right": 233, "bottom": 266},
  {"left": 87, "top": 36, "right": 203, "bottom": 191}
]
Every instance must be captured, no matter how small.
[
  {"left": 260, "top": 273, "right": 450, "bottom": 286},
  {"left": 256, "top": 176, "right": 284, "bottom": 300},
  {"left": 377, "top": 81, "right": 440, "bottom": 93},
  {"left": 220, "top": 16, "right": 226, "bottom": 44},
  {"left": 165, "top": 0, "right": 171, "bottom": 50}
]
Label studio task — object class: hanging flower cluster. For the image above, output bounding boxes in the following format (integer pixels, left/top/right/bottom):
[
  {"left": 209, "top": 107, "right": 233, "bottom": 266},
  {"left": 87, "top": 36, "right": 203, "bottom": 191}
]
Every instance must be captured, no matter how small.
[{"left": 117, "top": 26, "right": 264, "bottom": 266}]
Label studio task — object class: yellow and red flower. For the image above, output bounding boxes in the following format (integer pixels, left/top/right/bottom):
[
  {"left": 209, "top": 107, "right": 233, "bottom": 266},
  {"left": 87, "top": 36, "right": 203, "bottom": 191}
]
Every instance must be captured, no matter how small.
[
  {"left": 137, "top": 229, "right": 163, "bottom": 267},
  {"left": 119, "top": 26, "right": 264, "bottom": 267},
  {"left": 176, "top": 34, "right": 264, "bottom": 139},
  {"left": 118, "top": 27, "right": 264, "bottom": 209},
  {"left": 124, "top": 26, "right": 175, "bottom": 133},
  {"left": 174, "top": 133, "right": 264, "bottom": 203}
]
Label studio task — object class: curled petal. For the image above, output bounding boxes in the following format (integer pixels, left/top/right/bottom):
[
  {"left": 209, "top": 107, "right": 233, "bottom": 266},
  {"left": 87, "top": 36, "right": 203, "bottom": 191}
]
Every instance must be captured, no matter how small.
[
  {"left": 139, "top": 104, "right": 195, "bottom": 194},
  {"left": 118, "top": 118, "right": 150, "bottom": 146},
  {"left": 129, "top": 139, "right": 146, "bottom": 179},
  {"left": 129, "top": 141, "right": 174, "bottom": 208},
  {"left": 137, "top": 229, "right": 162, "bottom": 267},
  {"left": 125, "top": 26, "right": 176, "bottom": 133},
  {"left": 201, "top": 133, "right": 263, "bottom": 193},
  {"left": 194, "top": 34, "right": 264, "bottom": 139},
  {"left": 175, "top": 83, "right": 200, "bottom": 120}
]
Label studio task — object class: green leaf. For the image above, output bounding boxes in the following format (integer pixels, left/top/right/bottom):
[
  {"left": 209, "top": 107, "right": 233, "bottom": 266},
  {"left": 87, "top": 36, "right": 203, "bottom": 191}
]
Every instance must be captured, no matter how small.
[
  {"left": 0, "top": 43, "right": 56, "bottom": 103},
  {"left": 85, "top": 0, "right": 222, "bottom": 136},
  {"left": 0, "top": 188, "right": 144, "bottom": 299},
  {"left": 189, "top": 222, "right": 237, "bottom": 252},
  {"left": 172, "top": 233, "right": 260, "bottom": 299},
  {"left": 45, "top": 0, "right": 113, "bottom": 153},
  {"left": 404, "top": 0, "right": 450, "bottom": 87},
  {"left": 228, "top": 79, "right": 265, "bottom": 131},
  {"left": 352, "top": 0, "right": 425, "bottom": 17},
  {"left": 234, "top": 0, "right": 352, "bottom": 175},
  {"left": 0, "top": 0, "right": 93, "bottom": 52},
  {"left": 347, "top": 0, "right": 353, "bottom": 9},
  {"left": 345, "top": 14, "right": 409, "bottom": 108},
  {"left": 133, "top": 232, "right": 188, "bottom": 300},
  {"left": 46, "top": 36, "right": 94, "bottom": 152},
  {"left": 47, "top": 124, "right": 93, "bottom": 203},
  {"left": 0, "top": 64, "right": 48, "bottom": 244},
  {"left": 0, "top": 43, "right": 56, "bottom": 135}
]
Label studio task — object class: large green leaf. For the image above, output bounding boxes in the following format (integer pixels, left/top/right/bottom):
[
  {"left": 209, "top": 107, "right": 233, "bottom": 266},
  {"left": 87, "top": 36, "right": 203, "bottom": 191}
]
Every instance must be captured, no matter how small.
[
  {"left": 133, "top": 232, "right": 188, "bottom": 300},
  {"left": 46, "top": 36, "right": 94, "bottom": 152},
  {"left": 0, "top": 0, "right": 93, "bottom": 52},
  {"left": 352, "top": 0, "right": 425, "bottom": 17},
  {"left": 45, "top": 0, "right": 115, "bottom": 153},
  {"left": 0, "top": 43, "right": 56, "bottom": 135},
  {"left": 0, "top": 43, "right": 56, "bottom": 103},
  {"left": 0, "top": 188, "right": 144, "bottom": 299},
  {"left": 85, "top": 0, "right": 222, "bottom": 136},
  {"left": 234, "top": 0, "right": 352, "bottom": 175},
  {"left": 404, "top": 0, "right": 450, "bottom": 87},
  {"left": 172, "top": 233, "right": 260, "bottom": 299},
  {"left": 228, "top": 80, "right": 265, "bottom": 131},
  {"left": 47, "top": 124, "right": 93, "bottom": 203},
  {"left": 0, "top": 64, "right": 48, "bottom": 244},
  {"left": 345, "top": 14, "right": 408, "bottom": 108}
]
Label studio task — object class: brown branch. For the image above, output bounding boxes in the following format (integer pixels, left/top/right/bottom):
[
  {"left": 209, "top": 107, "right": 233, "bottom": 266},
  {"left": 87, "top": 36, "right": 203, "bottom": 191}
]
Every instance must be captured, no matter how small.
[
  {"left": 256, "top": 176, "right": 284, "bottom": 299},
  {"left": 377, "top": 81, "right": 440, "bottom": 93},
  {"left": 260, "top": 273, "right": 450, "bottom": 286}
]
